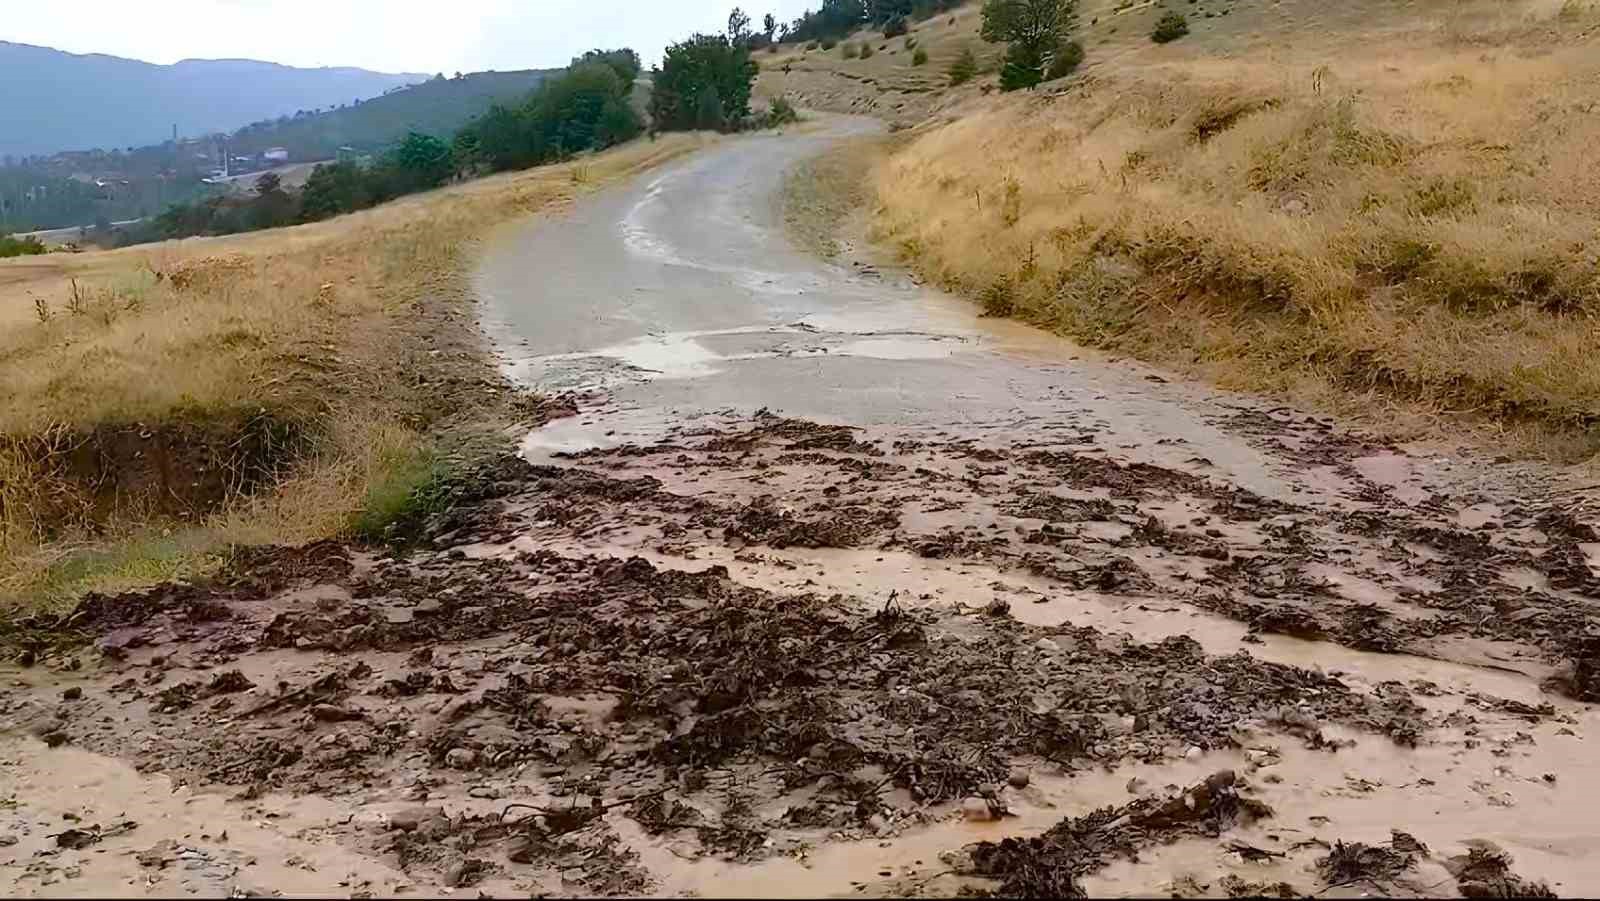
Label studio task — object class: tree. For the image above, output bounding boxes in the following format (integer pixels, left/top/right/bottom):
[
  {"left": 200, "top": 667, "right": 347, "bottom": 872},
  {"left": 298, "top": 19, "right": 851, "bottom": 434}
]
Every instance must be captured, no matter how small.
[
  {"left": 525, "top": 63, "right": 642, "bottom": 157},
  {"left": 650, "top": 33, "right": 760, "bottom": 132},
  {"left": 393, "top": 131, "right": 453, "bottom": 191},
  {"left": 729, "top": 7, "right": 753, "bottom": 41},
  {"left": 572, "top": 48, "right": 643, "bottom": 84},
  {"left": 764, "top": 12, "right": 778, "bottom": 41},
  {"left": 249, "top": 171, "right": 294, "bottom": 229},
  {"left": 981, "top": 0, "right": 1076, "bottom": 91}
]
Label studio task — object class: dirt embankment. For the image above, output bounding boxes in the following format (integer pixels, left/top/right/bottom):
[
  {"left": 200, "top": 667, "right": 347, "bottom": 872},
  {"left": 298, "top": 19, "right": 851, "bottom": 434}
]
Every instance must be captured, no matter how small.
[
  {"left": 2, "top": 409, "right": 1591, "bottom": 896},
  {"left": 0, "top": 136, "right": 711, "bottom": 608}
]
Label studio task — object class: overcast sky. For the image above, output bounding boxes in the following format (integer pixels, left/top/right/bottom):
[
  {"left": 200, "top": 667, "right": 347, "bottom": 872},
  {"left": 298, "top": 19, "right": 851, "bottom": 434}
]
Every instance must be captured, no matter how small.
[{"left": 4, "top": 0, "right": 819, "bottom": 74}]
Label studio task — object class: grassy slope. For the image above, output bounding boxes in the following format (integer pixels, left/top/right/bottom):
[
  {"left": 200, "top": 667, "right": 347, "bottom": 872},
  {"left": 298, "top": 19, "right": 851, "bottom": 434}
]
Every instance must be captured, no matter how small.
[
  {"left": 0, "top": 134, "right": 711, "bottom": 608},
  {"left": 868, "top": 0, "right": 1600, "bottom": 456},
  {"left": 757, "top": 4, "right": 1004, "bottom": 124}
]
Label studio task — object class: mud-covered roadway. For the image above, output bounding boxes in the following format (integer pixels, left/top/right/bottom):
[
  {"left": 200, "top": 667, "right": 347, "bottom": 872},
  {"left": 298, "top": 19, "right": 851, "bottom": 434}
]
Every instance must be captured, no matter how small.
[{"left": 5, "top": 115, "right": 1600, "bottom": 898}]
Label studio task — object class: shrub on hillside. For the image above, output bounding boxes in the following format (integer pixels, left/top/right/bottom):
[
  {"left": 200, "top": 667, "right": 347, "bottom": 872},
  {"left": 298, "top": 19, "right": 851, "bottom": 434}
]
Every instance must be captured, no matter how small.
[
  {"left": 822, "top": 38, "right": 839, "bottom": 50},
  {"left": 860, "top": 42, "right": 876, "bottom": 58},
  {"left": 760, "top": 96, "right": 801, "bottom": 128},
  {"left": 1151, "top": 12, "right": 1189, "bottom": 43},
  {"left": 884, "top": 16, "right": 909, "bottom": 38},
  {"left": 842, "top": 42, "right": 859, "bottom": 58},
  {"left": 0, "top": 234, "right": 47, "bottom": 258},
  {"left": 1046, "top": 40, "right": 1084, "bottom": 79},
  {"left": 913, "top": 48, "right": 930, "bottom": 65},
  {"left": 949, "top": 47, "right": 978, "bottom": 84}
]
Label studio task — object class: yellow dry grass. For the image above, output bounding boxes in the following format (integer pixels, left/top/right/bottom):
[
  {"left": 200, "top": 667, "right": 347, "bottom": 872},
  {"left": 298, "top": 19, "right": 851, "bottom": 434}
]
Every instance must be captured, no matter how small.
[
  {"left": 874, "top": 0, "right": 1600, "bottom": 455},
  {"left": 0, "top": 134, "right": 712, "bottom": 606}
]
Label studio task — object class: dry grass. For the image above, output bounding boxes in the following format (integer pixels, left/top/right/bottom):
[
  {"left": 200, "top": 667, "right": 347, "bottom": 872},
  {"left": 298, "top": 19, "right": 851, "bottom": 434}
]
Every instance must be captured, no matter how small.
[
  {"left": 757, "top": 3, "right": 1004, "bottom": 123},
  {"left": 874, "top": 0, "right": 1600, "bottom": 456},
  {"left": 0, "top": 133, "right": 712, "bottom": 607}
]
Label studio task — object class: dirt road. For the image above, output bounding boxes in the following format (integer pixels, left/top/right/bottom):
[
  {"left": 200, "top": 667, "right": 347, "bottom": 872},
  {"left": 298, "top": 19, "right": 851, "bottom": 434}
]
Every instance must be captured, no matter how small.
[{"left": 5, "top": 116, "right": 1600, "bottom": 897}]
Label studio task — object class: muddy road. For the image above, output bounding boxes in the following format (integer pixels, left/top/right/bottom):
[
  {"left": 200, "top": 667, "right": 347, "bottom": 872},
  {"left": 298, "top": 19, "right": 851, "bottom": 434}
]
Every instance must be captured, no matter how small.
[{"left": 5, "top": 116, "right": 1600, "bottom": 897}]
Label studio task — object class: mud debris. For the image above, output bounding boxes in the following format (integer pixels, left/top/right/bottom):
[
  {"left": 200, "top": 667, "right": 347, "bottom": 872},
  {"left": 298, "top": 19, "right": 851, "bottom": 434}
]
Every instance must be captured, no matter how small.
[{"left": 958, "top": 770, "right": 1270, "bottom": 897}]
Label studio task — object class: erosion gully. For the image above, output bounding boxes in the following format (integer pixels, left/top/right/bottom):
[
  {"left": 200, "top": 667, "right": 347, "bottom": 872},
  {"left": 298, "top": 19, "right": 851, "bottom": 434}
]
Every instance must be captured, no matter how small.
[{"left": 4, "top": 115, "right": 1599, "bottom": 897}]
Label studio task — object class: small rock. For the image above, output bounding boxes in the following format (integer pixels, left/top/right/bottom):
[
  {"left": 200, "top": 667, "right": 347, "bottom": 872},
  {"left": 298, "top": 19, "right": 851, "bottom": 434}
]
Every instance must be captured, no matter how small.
[
  {"left": 1035, "top": 638, "right": 1061, "bottom": 653},
  {"left": 467, "top": 786, "right": 501, "bottom": 800},
  {"left": 866, "top": 813, "right": 890, "bottom": 836},
  {"left": 310, "top": 704, "right": 362, "bottom": 722},
  {"left": 61, "top": 687, "right": 83, "bottom": 701},
  {"left": 1184, "top": 745, "right": 1203, "bottom": 760},
  {"left": 388, "top": 806, "right": 437, "bottom": 832},
  {"left": 41, "top": 730, "right": 69, "bottom": 748},
  {"left": 384, "top": 609, "right": 415, "bottom": 626},
  {"left": 961, "top": 797, "right": 994, "bottom": 822},
  {"left": 445, "top": 747, "right": 478, "bottom": 769},
  {"left": 0, "top": 835, "right": 16, "bottom": 847},
  {"left": 1127, "top": 776, "right": 1148, "bottom": 795},
  {"left": 1007, "top": 768, "right": 1030, "bottom": 789},
  {"left": 537, "top": 764, "right": 567, "bottom": 777},
  {"left": 414, "top": 599, "right": 444, "bottom": 616}
]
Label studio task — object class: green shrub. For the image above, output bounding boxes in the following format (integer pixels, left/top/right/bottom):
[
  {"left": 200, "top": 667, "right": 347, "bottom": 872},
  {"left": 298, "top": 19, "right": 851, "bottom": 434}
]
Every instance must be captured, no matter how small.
[
  {"left": 764, "top": 96, "right": 801, "bottom": 127},
  {"left": 1151, "top": 11, "right": 1190, "bottom": 43},
  {"left": 949, "top": 46, "right": 978, "bottom": 85},
  {"left": 0, "top": 234, "right": 47, "bottom": 258},
  {"left": 860, "top": 42, "right": 876, "bottom": 59},
  {"left": 821, "top": 38, "right": 837, "bottom": 50},
  {"left": 913, "top": 48, "right": 930, "bottom": 66}
]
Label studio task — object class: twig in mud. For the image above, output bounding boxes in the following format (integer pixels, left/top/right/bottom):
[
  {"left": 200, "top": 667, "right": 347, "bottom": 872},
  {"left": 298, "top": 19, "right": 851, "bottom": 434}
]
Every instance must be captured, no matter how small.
[{"left": 500, "top": 786, "right": 673, "bottom": 825}]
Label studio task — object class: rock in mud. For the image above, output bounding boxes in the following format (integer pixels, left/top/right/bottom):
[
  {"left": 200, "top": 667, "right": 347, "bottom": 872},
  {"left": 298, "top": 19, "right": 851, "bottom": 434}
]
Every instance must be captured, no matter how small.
[
  {"left": 61, "top": 687, "right": 83, "bottom": 701},
  {"left": 962, "top": 797, "right": 996, "bottom": 822},
  {"left": 387, "top": 806, "right": 438, "bottom": 833},
  {"left": 1007, "top": 768, "right": 1031, "bottom": 789},
  {"left": 444, "top": 747, "right": 478, "bottom": 769}
]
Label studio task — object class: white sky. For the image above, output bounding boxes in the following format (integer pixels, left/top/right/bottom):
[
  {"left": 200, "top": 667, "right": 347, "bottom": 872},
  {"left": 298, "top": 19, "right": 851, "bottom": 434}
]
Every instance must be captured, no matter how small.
[{"left": 4, "top": 0, "right": 819, "bottom": 74}]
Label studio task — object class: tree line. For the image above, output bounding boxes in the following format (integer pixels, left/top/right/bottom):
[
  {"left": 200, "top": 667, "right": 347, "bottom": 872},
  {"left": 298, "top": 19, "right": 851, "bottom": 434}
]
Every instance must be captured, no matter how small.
[{"left": 124, "top": 17, "right": 786, "bottom": 247}]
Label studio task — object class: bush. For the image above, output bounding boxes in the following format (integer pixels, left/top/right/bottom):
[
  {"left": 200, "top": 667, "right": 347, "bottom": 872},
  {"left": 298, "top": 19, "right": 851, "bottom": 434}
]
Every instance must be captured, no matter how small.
[
  {"left": 949, "top": 46, "right": 978, "bottom": 85},
  {"left": 1151, "top": 12, "right": 1190, "bottom": 43},
  {"left": 762, "top": 96, "right": 801, "bottom": 127},
  {"left": 1046, "top": 40, "right": 1084, "bottom": 79},
  {"left": 913, "top": 48, "right": 930, "bottom": 65},
  {"left": 860, "top": 42, "right": 876, "bottom": 58},
  {"left": 842, "top": 42, "right": 858, "bottom": 58},
  {"left": 0, "top": 234, "right": 47, "bottom": 258},
  {"left": 884, "top": 16, "right": 909, "bottom": 38},
  {"left": 821, "top": 38, "right": 838, "bottom": 50},
  {"left": 807, "top": 41, "right": 820, "bottom": 50}
]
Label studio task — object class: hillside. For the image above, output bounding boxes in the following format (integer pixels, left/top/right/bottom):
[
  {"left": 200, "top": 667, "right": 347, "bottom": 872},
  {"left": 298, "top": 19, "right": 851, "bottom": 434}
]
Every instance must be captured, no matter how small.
[
  {"left": 220, "top": 70, "right": 559, "bottom": 161},
  {"left": 766, "top": 0, "right": 1600, "bottom": 455},
  {"left": 0, "top": 41, "right": 426, "bottom": 158}
]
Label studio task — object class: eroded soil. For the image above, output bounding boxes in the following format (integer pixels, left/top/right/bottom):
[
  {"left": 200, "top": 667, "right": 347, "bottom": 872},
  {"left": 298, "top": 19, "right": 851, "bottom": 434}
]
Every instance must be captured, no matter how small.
[{"left": 4, "top": 407, "right": 1598, "bottom": 897}]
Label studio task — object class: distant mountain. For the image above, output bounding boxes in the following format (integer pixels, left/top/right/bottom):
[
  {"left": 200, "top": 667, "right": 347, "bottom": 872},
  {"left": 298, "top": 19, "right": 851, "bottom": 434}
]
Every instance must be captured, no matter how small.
[
  {"left": 0, "top": 41, "right": 429, "bottom": 158},
  {"left": 223, "top": 70, "right": 559, "bottom": 162}
]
